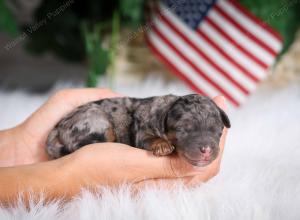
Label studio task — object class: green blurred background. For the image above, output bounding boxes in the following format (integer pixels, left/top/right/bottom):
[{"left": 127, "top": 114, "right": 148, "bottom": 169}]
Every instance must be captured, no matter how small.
[{"left": 0, "top": 0, "right": 299, "bottom": 90}]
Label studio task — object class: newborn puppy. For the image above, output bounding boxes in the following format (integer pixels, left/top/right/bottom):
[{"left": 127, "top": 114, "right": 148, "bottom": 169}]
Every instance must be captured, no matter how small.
[{"left": 46, "top": 94, "right": 230, "bottom": 167}]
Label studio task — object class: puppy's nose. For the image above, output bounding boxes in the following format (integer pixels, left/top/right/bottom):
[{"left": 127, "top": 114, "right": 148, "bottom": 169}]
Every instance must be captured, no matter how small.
[{"left": 200, "top": 146, "right": 212, "bottom": 156}]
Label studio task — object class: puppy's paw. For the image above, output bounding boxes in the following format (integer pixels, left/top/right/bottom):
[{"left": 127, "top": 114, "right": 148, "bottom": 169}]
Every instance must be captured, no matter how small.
[{"left": 151, "top": 140, "right": 175, "bottom": 156}]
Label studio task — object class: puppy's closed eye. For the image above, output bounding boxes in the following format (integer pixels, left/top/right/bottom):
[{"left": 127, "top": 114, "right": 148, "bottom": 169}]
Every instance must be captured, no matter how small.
[{"left": 175, "top": 127, "right": 184, "bottom": 132}]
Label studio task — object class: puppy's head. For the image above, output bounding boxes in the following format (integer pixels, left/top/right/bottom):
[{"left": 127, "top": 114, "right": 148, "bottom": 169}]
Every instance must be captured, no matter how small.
[{"left": 165, "top": 95, "right": 230, "bottom": 167}]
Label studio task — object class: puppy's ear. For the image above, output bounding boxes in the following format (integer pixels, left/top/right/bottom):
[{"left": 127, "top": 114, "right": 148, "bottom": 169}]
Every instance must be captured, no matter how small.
[{"left": 218, "top": 107, "right": 231, "bottom": 128}]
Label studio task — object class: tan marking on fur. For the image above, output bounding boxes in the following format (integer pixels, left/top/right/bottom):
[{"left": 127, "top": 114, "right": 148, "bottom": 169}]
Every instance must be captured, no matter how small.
[
  {"left": 150, "top": 138, "right": 175, "bottom": 156},
  {"left": 105, "top": 127, "right": 116, "bottom": 142}
]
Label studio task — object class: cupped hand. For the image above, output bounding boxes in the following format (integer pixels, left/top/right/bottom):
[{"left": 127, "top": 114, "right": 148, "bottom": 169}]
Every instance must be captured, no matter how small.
[
  {"left": 5, "top": 88, "right": 120, "bottom": 166},
  {"left": 1, "top": 88, "right": 228, "bottom": 190},
  {"left": 66, "top": 96, "right": 228, "bottom": 190}
]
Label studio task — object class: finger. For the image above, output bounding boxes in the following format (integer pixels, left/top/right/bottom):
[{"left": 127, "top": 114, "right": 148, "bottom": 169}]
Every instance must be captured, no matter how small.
[
  {"left": 213, "top": 95, "right": 227, "bottom": 111},
  {"left": 132, "top": 177, "right": 183, "bottom": 192},
  {"left": 132, "top": 170, "right": 211, "bottom": 191},
  {"left": 50, "top": 88, "right": 122, "bottom": 124},
  {"left": 20, "top": 88, "right": 121, "bottom": 147},
  {"left": 58, "top": 88, "right": 122, "bottom": 108},
  {"left": 205, "top": 126, "right": 228, "bottom": 173},
  {"left": 26, "top": 88, "right": 120, "bottom": 125},
  {"left": 204, "top": 96, "right": 228, "bottom": 174}
]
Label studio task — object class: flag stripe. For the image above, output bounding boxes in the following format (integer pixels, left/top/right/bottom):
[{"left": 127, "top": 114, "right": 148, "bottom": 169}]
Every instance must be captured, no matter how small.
[
  {"left": 209, "top": 10, "right": 274, "bottom": 65},
  {"left": 204, "top": 17, "right": 268, "bottom": 70},
  {"left": 157, "top": 5, "right": 259, "bottom": 88},
  {"left": 151, "top": 22, "right": 241, "bottom": 105},
  {"left": 198, "top": 23, "right": 266, "bottom": 79},
  {"left": 197, "top": 23, "right": 265, "bottom": 82},
  {"left": 214, "top": 3, "right": 277, "bottom": 57},
  {"left": 147, "top": 31, "right": 221, "bottom": 98},
  {"left": 146, "top": 35, "right": 207, "bottom": 95},
  {"left": 227, "top": 0, "right": 282, "bottom": 43},
  {"left": 153, "top": 16, "right": 246, "bottom": 103}
]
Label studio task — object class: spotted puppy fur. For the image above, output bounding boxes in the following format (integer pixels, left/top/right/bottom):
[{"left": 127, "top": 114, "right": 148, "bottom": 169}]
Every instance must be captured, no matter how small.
[{"left": 46, "top": 94, "right": 230, "bottom": 166}]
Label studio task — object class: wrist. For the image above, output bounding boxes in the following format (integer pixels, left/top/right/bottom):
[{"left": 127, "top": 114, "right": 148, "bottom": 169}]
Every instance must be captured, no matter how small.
[
  {"left": 0, "top": 128, "right": 18, "bottom": 166},
  {"left": 0, "top": 125, "right": 49, "bottom": 167},
  {"left": 48, "top": 155, "right": 83, "bottom": 198}
]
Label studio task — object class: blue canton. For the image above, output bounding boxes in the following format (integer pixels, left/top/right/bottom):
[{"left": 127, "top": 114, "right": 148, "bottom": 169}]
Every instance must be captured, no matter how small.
[{"left": 163, "top": 0, "right": 217, "bottom": 29}]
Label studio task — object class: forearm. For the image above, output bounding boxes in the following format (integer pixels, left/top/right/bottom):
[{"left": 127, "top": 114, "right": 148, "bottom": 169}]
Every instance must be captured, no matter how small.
[
  {"left": 0, "top": 142, "right": 163, "bottom": 206},
  {"left": 0, "top": 156, "right": 78, "bottom": 206}
]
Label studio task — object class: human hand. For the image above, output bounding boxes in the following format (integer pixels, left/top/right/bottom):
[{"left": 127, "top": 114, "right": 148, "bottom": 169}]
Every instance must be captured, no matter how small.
[
  {"left": 0, "top": 95, "right": 228, "bottom": 205},
  {"left": 0, "top": 88, "right": 120, "bottom": 166},
  {"left": 64, "top": 96, "right": 228, "bottom": 191}
]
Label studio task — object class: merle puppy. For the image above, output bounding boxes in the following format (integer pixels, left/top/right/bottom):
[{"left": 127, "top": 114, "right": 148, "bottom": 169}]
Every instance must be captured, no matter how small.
[{"left": 46, "top": 94, "right": 230, "bottom": 167}]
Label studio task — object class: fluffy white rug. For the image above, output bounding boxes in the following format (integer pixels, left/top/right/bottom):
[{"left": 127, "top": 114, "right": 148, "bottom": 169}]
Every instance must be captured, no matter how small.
[{"left": 0, "top": 76, "right": 300, "bottom": 220}]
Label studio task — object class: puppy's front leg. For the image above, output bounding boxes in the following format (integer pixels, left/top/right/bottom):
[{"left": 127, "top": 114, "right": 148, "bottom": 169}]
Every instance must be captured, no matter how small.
[
  {"left": 150, "top": 138, "right": 175, "bottom": 156},
  {"left": 137, "top": 133, "right": 175, "bottom": 156}
]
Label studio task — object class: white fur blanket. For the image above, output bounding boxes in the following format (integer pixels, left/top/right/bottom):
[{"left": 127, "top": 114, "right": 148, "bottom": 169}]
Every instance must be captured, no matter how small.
[{"left": 0, "top": 77, "right": 299, "bottom": 220}]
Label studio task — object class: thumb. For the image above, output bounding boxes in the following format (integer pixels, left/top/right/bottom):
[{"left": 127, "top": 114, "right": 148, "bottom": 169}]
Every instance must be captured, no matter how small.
[{"left": 213, "top": 95, "right": 227, "bottom": 111}]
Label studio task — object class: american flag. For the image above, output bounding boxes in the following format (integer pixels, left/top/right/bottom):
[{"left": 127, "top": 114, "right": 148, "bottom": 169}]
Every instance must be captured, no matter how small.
[{"left": 146, "top": 0, "right": 283, "bottom": 107}]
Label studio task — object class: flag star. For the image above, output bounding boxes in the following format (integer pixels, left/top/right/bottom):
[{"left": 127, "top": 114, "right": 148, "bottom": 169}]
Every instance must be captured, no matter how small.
[
  {"left": 205, "top": 0, "right": 213, "bottom": 4},
  {"left": 194, "top": 13, "right": 201, "bottom": 20},
  {"left": 199, "top": 4, "right": 207, "bottom": 12},
  {"left": 164, "top": 0, "right": 216, "bottom": 29}
]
